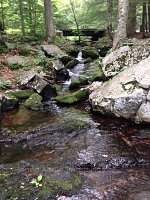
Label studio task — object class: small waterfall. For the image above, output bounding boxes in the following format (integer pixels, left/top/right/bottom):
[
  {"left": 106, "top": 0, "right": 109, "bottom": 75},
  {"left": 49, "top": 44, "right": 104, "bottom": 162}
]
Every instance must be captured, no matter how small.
[{"left": 77, "top": 51, "right": 83, "bottom": 62}]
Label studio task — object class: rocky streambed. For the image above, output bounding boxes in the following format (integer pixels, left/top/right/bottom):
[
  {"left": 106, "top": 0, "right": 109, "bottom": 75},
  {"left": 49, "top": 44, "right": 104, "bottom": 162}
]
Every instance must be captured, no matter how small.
[
  {"left": 0, "top": 102, "right": 150, "bottom": 200},
  {"left": 0, "top": 40, "right": 150, "bottom": 200}
]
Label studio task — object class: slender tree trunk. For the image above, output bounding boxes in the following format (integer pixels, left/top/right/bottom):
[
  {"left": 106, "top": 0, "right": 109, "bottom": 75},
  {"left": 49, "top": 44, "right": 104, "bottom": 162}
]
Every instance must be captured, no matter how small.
[
  {"left": 18, "top": 0, "right": 25, "bottom": 36},
  {"left": 141, "top": 3, "right": 147, "bottom": 37},
  {"left": 69, "top": 0, "right": 81, "bottom": 42},
  {"left": 44, "top": 0, "right": 54, "bottom": 41},
  {"left": 33, "top": 0, "right": 37, "bottom": 36},
  {"left": 127, "top": 0, "right": 136, "bottom": 37},
  {"left": 148, "top": 3, "right": 150, "bottom": 32},
  {"left": 107, "top": 0, "right": 113, "bottom": 40},
  {"left": 28, "top": 0, "right": 33, "bottom": 35},
  {"left": 0, "top": 0, "right": 5, "bottom": 31},
  {"left": 113, "top": 0, "right": 129, "bottom": 50}
]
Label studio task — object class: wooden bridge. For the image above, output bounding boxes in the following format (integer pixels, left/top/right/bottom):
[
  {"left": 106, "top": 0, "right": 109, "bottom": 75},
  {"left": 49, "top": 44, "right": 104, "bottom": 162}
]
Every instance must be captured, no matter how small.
[{"left": 62, "top": 29, "right": 106, "bottom": 41}]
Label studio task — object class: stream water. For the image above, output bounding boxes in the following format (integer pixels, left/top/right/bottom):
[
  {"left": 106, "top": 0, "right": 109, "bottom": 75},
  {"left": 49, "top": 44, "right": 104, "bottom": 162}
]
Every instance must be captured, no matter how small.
[{"left": 0, "top": 55, "right": 150, "bottom": 200}]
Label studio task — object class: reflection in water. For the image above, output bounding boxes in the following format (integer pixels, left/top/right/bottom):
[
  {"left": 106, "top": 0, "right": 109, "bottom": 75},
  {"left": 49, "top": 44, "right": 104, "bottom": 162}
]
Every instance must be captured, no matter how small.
[{"left": 1, "top": 105, "right": 59, "bottom": 132}]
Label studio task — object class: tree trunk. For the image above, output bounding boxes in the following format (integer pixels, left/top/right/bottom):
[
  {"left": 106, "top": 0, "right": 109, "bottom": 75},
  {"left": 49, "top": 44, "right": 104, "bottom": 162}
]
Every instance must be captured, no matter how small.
[
  {"left": 127, "top": 1, "right": 136, "bottom": 37},
  {"left": 44, "top": 0, "right": 54, "bottom": 41},
  {"left": 33, "top": 0, "right": 37, "bottom": 36},
  {"left": 141, "top": 3, "right": 147, "bottom": 37},
  {"left": 107, "top": 0, "right": 113, "bottom": 40},
  {"left": 69, "top": 0, "right": 81, "bottom": 42},
  {"left": 113, "top": 0, "right": 129, "bottom": 50},
  {"left": 28, "top": 0, "right": 33, "bottom": 35},
  {"left": 18, "top": 0, "right": 25, "bottom": 36},
  {"left": 148, "top": 3, "right": 150, "bottom": 32},
  {"left": 0, "top": 0, "right": 5, "bottom": 31}
]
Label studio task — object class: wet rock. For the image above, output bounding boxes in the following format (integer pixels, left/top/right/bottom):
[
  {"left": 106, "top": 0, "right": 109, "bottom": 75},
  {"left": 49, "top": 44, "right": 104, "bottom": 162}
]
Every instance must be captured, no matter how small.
[
  {"left": 41, "top": 44, "right": 67, "bottom": 60},
  {"left": 69, "top": 77, "right": 88, "bottom": 90},
  {"left": 24, "top": 93, "right": 43, "bottom": 110},
  {"left": 103, "top": 38, "right": 150, "bottom": 77},
  {"left": 1, "top": 94, "right": 19, "bottom": 111},
  {"left": 65, "top": 58, "right": 79, "bottom": 69},
  {"left": 28, "top": 76, "right": 57, "bottom": 99},
  {"left": 66, "top": 47, "right": 79, "bottom": 57},
  {"left": 60, "top": 55, "right": 73, "bottom": 65},
  {"left": 89, "top": 57, "right": 150, "bottom": 123},
  {"left": 82, "top": 47, "right": 99, "bottom": 59},
  {"left": 4, "top": 55, "right": 31, "bottom": 69},
  {"left": 99, "top": 46, "right": 111, "bottom": 57},
  {"left": 55, "top": 69, "right": 69, "bottom": 81},
  {"left": 52, "top": 59, "right": 65, "bottom": 71},
  {"left": 53, "top": 88, "right": 89, "bottom": 105}
]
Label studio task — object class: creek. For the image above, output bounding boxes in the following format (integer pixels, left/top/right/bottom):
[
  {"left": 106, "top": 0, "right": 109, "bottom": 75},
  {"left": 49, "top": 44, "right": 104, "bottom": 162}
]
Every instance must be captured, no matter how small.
[{"left": 0, "top": 53, "right": 150, "bottom": 200}]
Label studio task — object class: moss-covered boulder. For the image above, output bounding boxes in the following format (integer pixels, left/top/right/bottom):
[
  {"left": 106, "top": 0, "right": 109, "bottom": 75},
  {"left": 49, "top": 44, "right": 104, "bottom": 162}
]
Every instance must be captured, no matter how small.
[
  {"left": 11, "top": 90, "right": 35, "bottom": 99},
  {"left": 1, "top": 94, "right": 19, "bottom": 111},
  {"left": 66, "top": 47, "right": 79, "bottom": 57},
  {"left": 53, "top": 88, "right": 89, "bottom": 105},
  {"left": 69, "top": 77, "right": 88, "bottom": 89},
  {"left": 65, "top": 58, "right": 79, "bottom": 69},
  {"left": 82, "top": 47, "right": 99, "bottom": 59},
  {"left": 24, "top": 93, "right": 43, "bottom": 110}
]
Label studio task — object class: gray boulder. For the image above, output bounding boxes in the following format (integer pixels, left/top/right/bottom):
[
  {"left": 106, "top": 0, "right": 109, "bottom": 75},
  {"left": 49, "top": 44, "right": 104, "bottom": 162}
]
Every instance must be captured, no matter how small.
[
  {"left": 102, "top": 38, "right": 150, "bottom": 77},
  {"left": 4, "top": 55, "right": 31, "bottom": 68},
  {"left": 27, "top": 76, "right": 57, "bottom": 99},
  {"left": 41, "top": 44, "right": 67, "bottom": 60},
  {"left": 89, "top": 56, "right": 150, "bottom": 123}
]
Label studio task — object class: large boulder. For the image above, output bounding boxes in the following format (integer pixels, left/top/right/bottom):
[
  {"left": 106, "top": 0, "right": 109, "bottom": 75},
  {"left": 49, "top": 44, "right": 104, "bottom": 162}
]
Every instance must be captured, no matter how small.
[
  {"left": 102, "top": 38, "right": 150, "bottom": 77},
  {"left": 1, "top": 94, "right": 19, "bottom": 111},
  {"left": 41, "top": 44, "right": 67, "bottom": 60},
  {"left": 26, "top": 75, "right": 57, "bottom": 99},
  {"left": 82, "top": 47, "right": 99, "bottom": 59},
  {"left": 4, "top": 55, "right": 31, "bottom": 69},
  {"left": 89, "top": 56, "right": 150, "bottom": 124}
]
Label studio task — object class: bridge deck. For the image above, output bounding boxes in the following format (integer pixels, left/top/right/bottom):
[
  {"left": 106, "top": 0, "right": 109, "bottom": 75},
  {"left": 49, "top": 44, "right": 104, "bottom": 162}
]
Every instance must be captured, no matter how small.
[{"left": 62, "top": 29, "right": 106, "bottom": 40}]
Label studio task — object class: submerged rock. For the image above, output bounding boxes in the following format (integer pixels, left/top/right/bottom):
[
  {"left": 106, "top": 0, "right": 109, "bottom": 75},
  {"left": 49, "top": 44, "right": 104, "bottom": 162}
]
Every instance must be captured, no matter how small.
[
  {"left": 24, "top": 93, "right": 43, "bottom": 110},
  {"left": 89, "top": 56, "right": 150, "bottom": 123},
  {"left": 54, "top": 88, "right": 89, "bottom": 105}
]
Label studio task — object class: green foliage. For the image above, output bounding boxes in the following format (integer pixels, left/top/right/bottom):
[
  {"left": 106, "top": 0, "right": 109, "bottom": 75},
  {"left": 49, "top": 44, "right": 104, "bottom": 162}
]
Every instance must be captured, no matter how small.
[
  {"left": 0, "top": 81, "right": 12, "bottom": 90},
  {"left": 31, "top": 175, "right": 43, "bottom": 188},
  {"left": 8, "top": 63, "right": 22, "bottom": 70}
]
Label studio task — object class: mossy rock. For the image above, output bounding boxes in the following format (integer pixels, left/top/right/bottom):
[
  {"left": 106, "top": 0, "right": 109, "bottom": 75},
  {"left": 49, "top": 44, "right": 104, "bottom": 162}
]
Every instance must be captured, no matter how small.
[
  {"left": 82, "top": 47, "right": 99, "bottom": 59},
  {"left": 54, "top": 84, "right": 62, "bottom": 93},
  {"left": 66, "top": 47, "right": 79, "bottom": 57},
  {"left": 24, "top": 93, "right": 43, "bottom": 110},
  {"left": 53, "top": 88, "right": 89, "bottom": 105},
  {"left": 69, "top": 77, "right": 88, "bottom": 89},
  {"left": 11, "top": 90, "right": 35, "bottom": 99},
  {"left": 90, "top": 68, "right": 106, "bottom": 82},
  {"left": 65, "top": 58, "right": 79, "bottom": 69}
]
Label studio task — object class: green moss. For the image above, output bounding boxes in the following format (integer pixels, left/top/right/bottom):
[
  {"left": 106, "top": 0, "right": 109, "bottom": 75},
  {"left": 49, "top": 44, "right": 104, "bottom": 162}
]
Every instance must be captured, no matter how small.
[
  {"left": 82, "top": 47, "right": 99, "bottom": 59},
  {"left": 24, "top": 93, "right": 43, "bottom": 110},
  {"left": 53, "top": 88, "right": 89, "bottom": 105},
  {"left": 11, "top": 90, "right": 35, "bottom": 99},
  {"left": 67, "top": 47, "right": 79, "bottom": 57},
  {"left": 65, "top": 58, "right": 78, "bottom": 69},
  {"left": 69, "top": 77, "right": 88, "bottom": 89},
  {"left": 90, "top": 68, "right": 105, "bottom": 82},
  {"left": 54, "top": 84, "right": 62, "bottom": 93}
]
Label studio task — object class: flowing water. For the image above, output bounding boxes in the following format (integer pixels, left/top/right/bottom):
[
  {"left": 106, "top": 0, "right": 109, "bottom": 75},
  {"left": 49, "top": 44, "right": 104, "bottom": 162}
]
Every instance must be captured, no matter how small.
[{"left": 0, "top": 53, "right": 150, "bottom": 200}]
